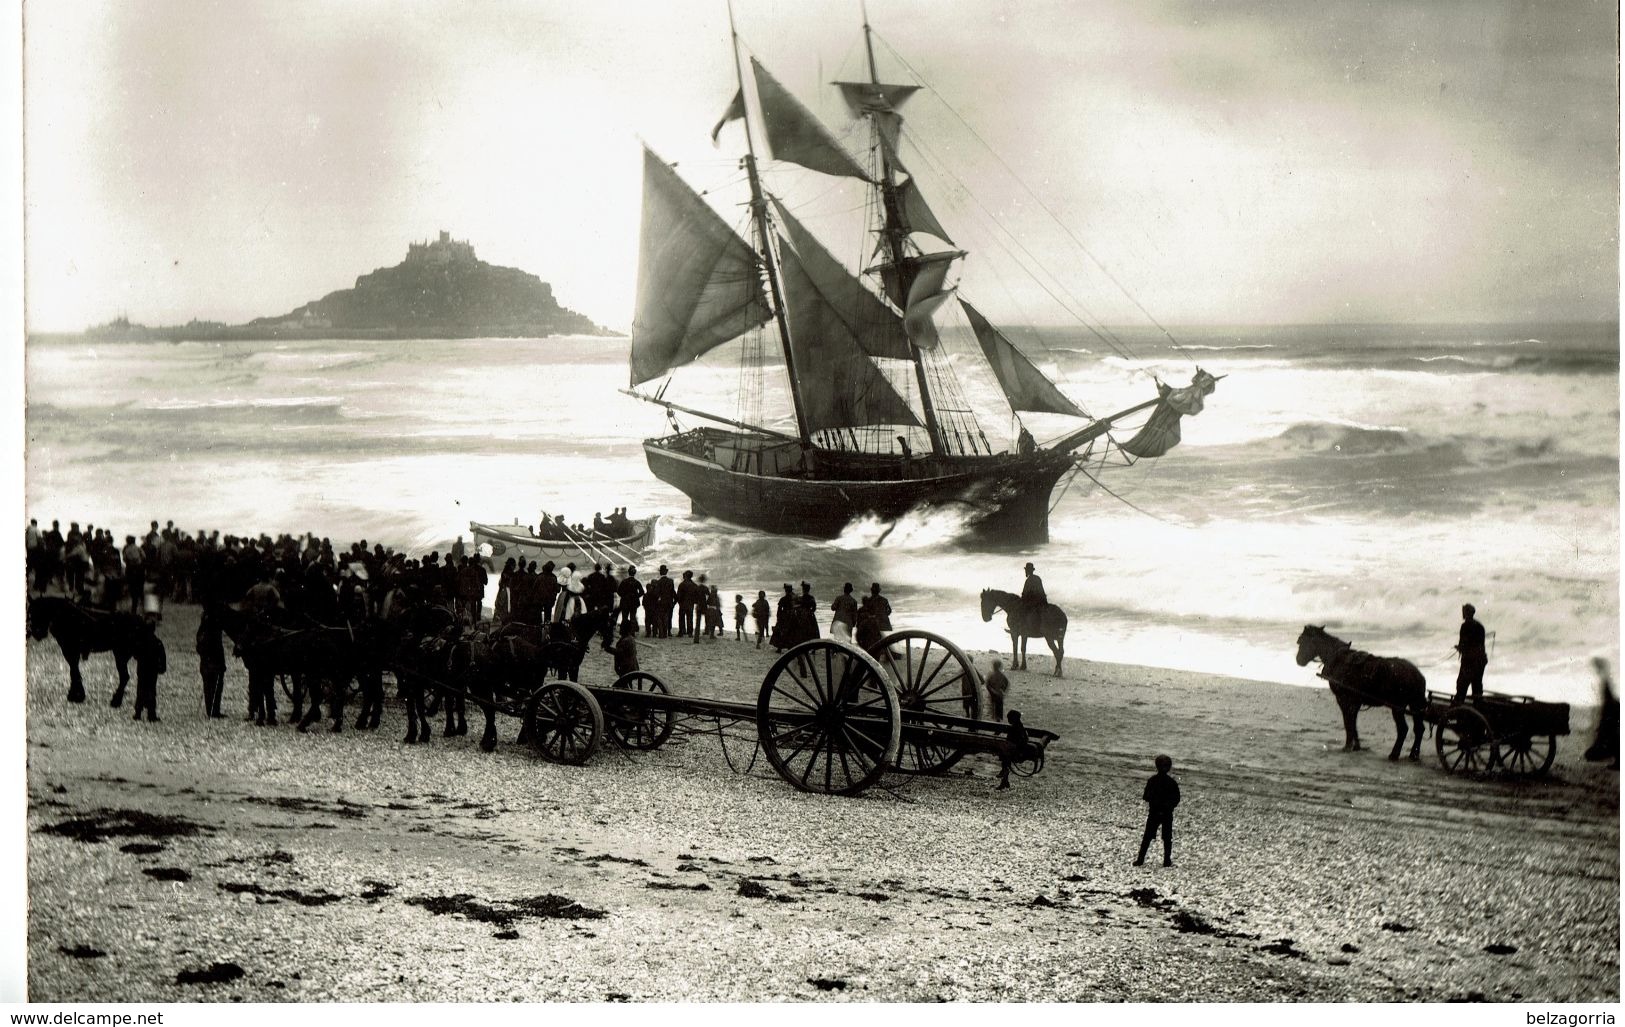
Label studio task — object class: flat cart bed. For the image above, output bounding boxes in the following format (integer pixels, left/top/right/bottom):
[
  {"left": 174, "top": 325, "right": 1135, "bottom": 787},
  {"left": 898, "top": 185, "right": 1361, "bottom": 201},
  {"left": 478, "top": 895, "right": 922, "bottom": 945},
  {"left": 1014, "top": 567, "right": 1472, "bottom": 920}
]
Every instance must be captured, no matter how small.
[{"left": 1426, "top": 689, "right": 1571, "bottom": 777}]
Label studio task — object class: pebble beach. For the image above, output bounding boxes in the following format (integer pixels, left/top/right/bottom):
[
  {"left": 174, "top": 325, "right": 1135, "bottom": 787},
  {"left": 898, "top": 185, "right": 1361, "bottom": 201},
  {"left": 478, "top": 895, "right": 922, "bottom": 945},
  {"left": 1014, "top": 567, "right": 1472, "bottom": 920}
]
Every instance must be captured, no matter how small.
[{"left": 24, "top": 603, "right": 1620, "bottom": 1002}]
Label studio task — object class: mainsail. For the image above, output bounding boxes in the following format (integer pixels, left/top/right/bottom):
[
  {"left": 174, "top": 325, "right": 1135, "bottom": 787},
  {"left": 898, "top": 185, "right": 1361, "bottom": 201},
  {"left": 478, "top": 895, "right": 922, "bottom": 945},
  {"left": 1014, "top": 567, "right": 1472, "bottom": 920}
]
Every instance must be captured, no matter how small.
[
  {"left": 630, "top": 147, "right": 772, "bottom": 385},
  {"left": 770, "top": 198, "right": 912, "bottom": 361},
  {"left": 776, "top": 234, "right": 922, "bottom": 430}
]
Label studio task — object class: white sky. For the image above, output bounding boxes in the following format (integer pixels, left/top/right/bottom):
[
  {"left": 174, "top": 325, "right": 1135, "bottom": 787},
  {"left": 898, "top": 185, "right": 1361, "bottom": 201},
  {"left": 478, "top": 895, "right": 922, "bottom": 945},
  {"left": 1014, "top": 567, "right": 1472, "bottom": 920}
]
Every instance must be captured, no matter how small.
[{"left": 20, "top": 0, "right": 1621, "bottom": 332}]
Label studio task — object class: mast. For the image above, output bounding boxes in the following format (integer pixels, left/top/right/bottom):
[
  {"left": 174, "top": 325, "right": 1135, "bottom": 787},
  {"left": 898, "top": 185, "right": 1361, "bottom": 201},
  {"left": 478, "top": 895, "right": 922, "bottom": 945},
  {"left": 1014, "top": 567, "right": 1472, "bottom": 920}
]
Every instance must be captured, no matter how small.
[
  {"left": 863, "top": 6, "right": 946, "bottom": 457},
  {"left": 730, "top": 2, "right": 812, "bottom": 448}
]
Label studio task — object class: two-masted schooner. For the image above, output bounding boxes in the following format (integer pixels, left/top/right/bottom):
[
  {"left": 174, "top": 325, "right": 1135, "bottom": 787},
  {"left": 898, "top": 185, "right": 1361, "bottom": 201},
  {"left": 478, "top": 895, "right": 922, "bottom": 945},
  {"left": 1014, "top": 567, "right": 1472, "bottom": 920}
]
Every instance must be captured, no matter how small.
[{"left": 624, "top": 10, "right": 1217, "bottom": 545}]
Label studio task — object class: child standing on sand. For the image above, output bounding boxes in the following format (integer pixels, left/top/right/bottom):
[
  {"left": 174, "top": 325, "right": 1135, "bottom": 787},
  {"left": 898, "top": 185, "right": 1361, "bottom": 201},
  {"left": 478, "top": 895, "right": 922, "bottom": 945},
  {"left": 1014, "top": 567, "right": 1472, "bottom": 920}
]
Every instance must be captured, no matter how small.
[
  {"left": 734, "top": 595, "right": 747, "bottom": 641},
  {"left": 1134, "top": 754, "right": 1181, "bottom": 867},
  {"left": 752, "top": 591, "right": 770, "bottom": 649},
  {"left": 133, "top": 619, "right": 167, "bottom": 723}
]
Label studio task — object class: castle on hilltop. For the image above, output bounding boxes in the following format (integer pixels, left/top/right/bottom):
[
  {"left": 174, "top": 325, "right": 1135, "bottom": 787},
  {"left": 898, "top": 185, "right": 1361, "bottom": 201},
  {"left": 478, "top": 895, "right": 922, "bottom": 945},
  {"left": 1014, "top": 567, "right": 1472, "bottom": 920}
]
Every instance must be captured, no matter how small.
[{"left": 405, "top": 230, "right": 477, "bottom": 266}]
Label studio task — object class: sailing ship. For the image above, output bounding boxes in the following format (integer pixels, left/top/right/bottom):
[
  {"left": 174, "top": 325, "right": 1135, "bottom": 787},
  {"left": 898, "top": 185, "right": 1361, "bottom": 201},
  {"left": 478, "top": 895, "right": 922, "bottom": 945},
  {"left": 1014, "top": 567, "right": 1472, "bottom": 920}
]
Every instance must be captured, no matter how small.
[{"left": 624, "top": 10, "right": 1218, "bottom": 545}]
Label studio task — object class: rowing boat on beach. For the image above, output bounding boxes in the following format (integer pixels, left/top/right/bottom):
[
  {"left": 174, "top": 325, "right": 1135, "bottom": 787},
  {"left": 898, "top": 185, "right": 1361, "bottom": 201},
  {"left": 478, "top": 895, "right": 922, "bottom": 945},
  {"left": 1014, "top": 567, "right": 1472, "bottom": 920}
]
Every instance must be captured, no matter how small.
[{"left": 470, "top": 517, "right": 658, "bottom": 571}]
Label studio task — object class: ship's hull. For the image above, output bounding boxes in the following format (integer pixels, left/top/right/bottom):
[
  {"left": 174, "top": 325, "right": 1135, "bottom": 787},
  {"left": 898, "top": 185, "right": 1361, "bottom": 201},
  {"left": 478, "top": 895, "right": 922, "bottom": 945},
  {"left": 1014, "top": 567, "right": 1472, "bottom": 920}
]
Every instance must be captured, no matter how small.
[{"left": 642, "top": 431, "right": 1075, "bottom": 545}]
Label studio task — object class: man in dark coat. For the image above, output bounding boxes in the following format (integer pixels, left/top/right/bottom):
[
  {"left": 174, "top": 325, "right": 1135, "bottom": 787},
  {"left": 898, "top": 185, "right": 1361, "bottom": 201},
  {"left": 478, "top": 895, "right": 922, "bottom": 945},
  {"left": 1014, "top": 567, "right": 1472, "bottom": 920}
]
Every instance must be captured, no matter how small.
[
  {"left": 133, "top": 619, "right": 167, "bottom": 722},
  {"left": 676, "top": 571, "right": 699, "bottom": 638},
  {"left": 584, "top": 563, "right": 613, "bottom": 613},
  {"left": 653, "top": 566, "right": 675, "bottom": 638},
  {"left": 617, "top": 566, "right": 644, "bottom": 635},
  {"left": 1019, "top": 562, "right": 1046, "bottom": 635},
  {"left": 197, "top": 606, "right": 227, "bottom": 718},
  {"left": 1454, "top": 603, "right": 1488, "bottom": 702}
]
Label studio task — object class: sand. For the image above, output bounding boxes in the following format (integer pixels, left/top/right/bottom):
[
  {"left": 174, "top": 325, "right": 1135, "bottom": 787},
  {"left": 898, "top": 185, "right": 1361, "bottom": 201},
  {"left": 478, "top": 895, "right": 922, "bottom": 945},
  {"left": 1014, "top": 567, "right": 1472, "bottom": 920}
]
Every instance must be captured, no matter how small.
[{"left": 23, "top": 602, "right": 1619, "bottom": 1002}]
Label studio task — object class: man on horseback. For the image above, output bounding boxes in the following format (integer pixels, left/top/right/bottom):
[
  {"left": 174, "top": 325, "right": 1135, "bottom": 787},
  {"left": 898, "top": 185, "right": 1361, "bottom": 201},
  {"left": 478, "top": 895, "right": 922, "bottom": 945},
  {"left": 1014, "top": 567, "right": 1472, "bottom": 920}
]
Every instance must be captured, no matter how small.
[{"left": 1020, "top": 562, "right": 1046, "bottom": 636}]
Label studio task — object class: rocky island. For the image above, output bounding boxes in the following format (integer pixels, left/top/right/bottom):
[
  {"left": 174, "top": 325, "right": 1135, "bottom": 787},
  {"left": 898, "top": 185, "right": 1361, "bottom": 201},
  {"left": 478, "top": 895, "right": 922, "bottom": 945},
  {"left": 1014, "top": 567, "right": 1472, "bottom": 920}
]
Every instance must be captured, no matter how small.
[{"left": 68, "top": 232, "right": 612, "bottom": 341}]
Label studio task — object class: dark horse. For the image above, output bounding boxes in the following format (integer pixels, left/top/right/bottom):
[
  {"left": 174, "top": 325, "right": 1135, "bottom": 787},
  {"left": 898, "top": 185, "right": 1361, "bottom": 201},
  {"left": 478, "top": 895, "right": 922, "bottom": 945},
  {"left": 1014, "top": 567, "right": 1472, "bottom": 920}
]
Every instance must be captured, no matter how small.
[
  {"left": 1295, "top": 625, "right": 1427, "bottom": 761},
  {"left": 980, "top": 589, "right": 1067, "bottom": 677},
  {"left": 211, "top": 602, "right": 360, "bottom": 731},
  {"left": 27, "top": 596, "right": 142, "bottom": 705}
]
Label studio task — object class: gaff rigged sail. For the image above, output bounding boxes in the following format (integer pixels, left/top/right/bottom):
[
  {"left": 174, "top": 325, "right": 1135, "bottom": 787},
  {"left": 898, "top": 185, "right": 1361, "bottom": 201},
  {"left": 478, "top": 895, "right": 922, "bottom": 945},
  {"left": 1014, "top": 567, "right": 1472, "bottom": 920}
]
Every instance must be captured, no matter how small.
[{"left": 777, "top": 235, "right": 922, "bottom": 431}]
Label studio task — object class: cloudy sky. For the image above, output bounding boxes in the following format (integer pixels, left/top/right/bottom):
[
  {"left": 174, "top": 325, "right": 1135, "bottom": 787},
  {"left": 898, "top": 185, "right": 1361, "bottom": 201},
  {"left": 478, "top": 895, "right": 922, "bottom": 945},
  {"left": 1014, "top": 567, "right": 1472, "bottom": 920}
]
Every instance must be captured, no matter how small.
[{"left": 20, "top": 0, "right": 1619, "bottom": 332}]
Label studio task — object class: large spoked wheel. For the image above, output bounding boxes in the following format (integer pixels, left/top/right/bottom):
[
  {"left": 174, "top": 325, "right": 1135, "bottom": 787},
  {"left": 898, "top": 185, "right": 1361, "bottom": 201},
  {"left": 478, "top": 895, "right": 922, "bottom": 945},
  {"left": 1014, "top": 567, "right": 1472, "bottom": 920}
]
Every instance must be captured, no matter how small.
[
  {"left": 1499, "top": 733, "right": 1558, "bottom": 777},
  {"left": 1436, "top": 705, "right": 1497, "bottom": 774},
  {"left": 525, "top": 680, "right": 604, "bottom": 765},
  {"left": 757, "top": 640, "right": 901, "bottom": 796},
  {"left": 606, "top": 671, "right": 675, "bottom": 750},
  {"left": 869, "top": 629, "right": 980, "bottom": 775}
]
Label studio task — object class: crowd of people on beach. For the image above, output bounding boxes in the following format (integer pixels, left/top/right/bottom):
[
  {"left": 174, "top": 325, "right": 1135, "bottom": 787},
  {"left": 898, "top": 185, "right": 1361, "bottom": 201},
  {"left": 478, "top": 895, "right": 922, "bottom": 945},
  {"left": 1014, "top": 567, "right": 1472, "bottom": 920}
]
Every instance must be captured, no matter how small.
[{"left": 21, "top": 514, "right": 933, "bottom": 724}]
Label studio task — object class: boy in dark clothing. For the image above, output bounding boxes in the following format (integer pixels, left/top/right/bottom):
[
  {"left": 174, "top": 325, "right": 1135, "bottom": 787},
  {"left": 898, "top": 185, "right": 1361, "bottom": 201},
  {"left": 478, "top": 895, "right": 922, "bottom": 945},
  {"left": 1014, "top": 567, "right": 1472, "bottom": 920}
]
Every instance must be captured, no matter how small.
[
  {"left": 752, "top": 591, "right": 770, "bottom": 649},
  {"left": 133, "top": 620, "right": 167, "bottom": 722},
  {"left": 1135, "top": 754, "right": 1181, "bottom": 867},
  {"left": 733, "top": 595, "right": 747, "bottom": 641},
  {"left": 995, "top": 710, "right": 1032, "bottom": 791},
  {"left": 613, "top": 624, "right": 639, "bottom": 678}
]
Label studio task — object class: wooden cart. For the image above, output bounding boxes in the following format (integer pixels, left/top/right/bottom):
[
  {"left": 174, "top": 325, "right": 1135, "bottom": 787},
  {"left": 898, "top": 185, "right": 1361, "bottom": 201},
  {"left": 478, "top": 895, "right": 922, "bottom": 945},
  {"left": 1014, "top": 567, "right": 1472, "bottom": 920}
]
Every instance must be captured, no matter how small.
[
  {"left": 1428, "top": 689, "right": 1571, "bottom": 777},
  {"left": 523, "top": 630, "right": 1058, "bottom": 796}
]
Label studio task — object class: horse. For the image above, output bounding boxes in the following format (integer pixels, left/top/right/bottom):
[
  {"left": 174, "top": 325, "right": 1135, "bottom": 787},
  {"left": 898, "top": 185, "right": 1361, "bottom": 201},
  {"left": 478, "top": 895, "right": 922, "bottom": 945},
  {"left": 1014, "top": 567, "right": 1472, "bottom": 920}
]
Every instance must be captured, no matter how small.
[
  {"left": 980, "top": 589, "right": 1068, "bottom": 677},
  {"left": 1295, "top": 625, "right": 1427, "bottom": 761},
  {"left": 210, "top": 602, "right": 359, "bottom": 731},
  {"left": 27, "top": 596, "right": 142, "bottom": 705}
]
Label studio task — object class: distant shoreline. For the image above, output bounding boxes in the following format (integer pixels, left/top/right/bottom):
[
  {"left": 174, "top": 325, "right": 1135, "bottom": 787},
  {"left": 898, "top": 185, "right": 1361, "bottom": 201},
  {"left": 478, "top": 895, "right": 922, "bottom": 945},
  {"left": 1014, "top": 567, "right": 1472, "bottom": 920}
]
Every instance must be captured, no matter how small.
[{"left": 28, "top": 325, "right": 626, "bottom": 344}]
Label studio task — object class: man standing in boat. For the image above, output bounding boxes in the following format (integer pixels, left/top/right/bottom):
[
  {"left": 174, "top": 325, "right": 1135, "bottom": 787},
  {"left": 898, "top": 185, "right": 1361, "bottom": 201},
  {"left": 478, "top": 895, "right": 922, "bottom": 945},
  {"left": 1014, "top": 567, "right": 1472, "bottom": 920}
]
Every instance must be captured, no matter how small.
[{"left": 1020, "top": 562, "right": 1047, "bottom": 636}]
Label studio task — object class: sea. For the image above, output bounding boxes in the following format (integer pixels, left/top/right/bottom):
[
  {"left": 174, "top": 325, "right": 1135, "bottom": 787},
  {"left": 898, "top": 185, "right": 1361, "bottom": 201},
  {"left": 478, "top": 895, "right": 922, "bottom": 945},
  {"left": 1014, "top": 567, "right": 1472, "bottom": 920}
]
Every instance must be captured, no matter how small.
[{"left": 23, "top": 323, "right": 1619, "bottom": 706}]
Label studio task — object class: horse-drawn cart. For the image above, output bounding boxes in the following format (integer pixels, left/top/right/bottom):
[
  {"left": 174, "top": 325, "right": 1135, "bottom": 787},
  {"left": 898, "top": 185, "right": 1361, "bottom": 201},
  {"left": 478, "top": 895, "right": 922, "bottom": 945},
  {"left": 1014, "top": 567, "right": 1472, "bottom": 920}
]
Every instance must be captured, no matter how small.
[
  {"left": 1429, "top": 690, "right": 1570, "bottom": 777},
  {"left": 525, "top": 630, "right": 1059, "bottom": 797}
]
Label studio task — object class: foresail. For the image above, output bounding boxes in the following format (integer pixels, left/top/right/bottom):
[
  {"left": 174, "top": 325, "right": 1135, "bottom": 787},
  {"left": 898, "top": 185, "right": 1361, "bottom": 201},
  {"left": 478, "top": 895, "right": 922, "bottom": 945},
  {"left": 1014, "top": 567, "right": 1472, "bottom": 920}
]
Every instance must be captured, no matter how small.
[
  {"left": 960, "top": 300, "right": 1088, "bottom": 418},
  {"left": 778, "top": 235, "right": 922, "bottom": 431},
  {"left": 750, "top": 58, "right": 872, "bottom": 182},
  {"left": 630, "top": 148, "right": 772, "bottom": 385},
  {"left": 770, "top": 198, "right": 911, "bottom": 360}
]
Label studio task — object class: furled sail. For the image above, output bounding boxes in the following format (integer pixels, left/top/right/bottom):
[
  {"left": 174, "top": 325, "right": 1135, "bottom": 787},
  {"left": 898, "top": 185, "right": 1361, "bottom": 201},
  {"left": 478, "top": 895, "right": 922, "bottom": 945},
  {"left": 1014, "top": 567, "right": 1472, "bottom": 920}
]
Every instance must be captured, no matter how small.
[
  {"left": 1119, "top": 369, "right": 1220, "bottom": 458},
  {"left": 750, "top": 58, "right": 872, "bottom": 182},
  {"left": 630, "top": 148, "right": 773, "bottom": 385},
  {"left": 769, "top": 198, "right": 911, "bottom": 360},
  {"left": 960, "top": 299, "right": 1087, "bottom": 418},
  {"left": 777, "top": 235, "right": 922, "bottom": 430}
]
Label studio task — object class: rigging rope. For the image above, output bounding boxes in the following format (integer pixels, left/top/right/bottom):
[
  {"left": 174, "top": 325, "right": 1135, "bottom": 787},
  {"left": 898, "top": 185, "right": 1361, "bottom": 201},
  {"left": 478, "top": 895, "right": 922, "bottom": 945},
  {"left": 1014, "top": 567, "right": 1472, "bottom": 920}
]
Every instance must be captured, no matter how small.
[{"left": 874, "top": 30, "right": 1186, "bottom": 354}]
